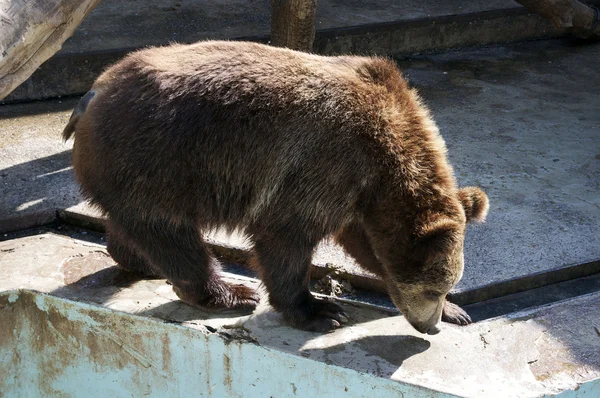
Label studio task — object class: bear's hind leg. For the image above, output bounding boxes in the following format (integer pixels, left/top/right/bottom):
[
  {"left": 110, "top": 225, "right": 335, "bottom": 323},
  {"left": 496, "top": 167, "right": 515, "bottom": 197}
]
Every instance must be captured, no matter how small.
[
  {"left": 106, "top": 219, "right": 158, "bottom": 278},
  {"left": 252, "top": 231, "right": 349, "bottom": 332},
  {"left": 110, "top": 216, "right": 259, "bottom": 313}
]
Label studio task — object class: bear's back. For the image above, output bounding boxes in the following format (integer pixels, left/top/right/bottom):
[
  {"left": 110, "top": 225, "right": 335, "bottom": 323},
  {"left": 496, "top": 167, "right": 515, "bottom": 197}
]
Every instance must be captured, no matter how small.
[{"left": 76, "top": 42, "right": 404, "bottom": 231}]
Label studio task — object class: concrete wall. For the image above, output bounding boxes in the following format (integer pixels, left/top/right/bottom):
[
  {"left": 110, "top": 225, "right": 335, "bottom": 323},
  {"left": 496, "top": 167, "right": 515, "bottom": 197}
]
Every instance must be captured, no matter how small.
[{"left": 0, "top": 290, "right": 452, "bottom": 398}]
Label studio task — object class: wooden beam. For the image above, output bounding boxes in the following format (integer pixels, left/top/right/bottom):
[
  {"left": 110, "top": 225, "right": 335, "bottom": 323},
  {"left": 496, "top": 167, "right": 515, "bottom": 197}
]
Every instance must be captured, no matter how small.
[
  {"left": 0, "top": 0, "right": 103, "bottom": 100},
  {"left": 270, "top": 0, "right": 317, "bottom": 52}
]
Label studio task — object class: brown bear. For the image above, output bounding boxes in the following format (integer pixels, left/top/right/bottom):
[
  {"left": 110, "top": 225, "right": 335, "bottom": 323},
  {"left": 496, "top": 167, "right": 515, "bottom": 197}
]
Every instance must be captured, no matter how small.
[{"left": 63, "top": 41, "right": 488, "bottom": 334}]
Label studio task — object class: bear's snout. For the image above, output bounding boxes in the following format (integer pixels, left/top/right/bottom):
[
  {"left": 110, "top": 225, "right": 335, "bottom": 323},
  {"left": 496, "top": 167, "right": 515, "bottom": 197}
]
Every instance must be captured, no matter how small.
[
  {"left": 411, "top": 320, "right": 441, "bottom": 335},
  {"left": 425, "top": 323, "right": 441, "bottom": 335}
]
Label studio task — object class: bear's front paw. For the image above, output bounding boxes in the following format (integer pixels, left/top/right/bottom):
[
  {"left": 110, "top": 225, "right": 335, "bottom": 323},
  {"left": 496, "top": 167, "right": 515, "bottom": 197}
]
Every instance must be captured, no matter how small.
[
  {"left": 442, "top": 300, "right": 472, "bottom": 325},
  {"left": 284, "top": 297, "right": 349, "bottom": 333}
]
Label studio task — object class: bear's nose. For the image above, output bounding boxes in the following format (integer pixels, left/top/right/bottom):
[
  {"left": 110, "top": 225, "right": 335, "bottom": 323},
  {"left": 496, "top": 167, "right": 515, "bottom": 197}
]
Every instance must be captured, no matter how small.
[
  {"left": 411, "top": 321, "right": 441, "bottom": 335},
  {"left": 426, "top": 324, "right": 441, "bottom": 335}
]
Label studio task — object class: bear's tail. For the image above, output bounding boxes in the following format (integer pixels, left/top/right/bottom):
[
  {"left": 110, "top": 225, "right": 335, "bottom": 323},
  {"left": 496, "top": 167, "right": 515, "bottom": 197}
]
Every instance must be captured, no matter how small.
[{"left": 62, "top": 90, "right": 96, "bottom": 141}]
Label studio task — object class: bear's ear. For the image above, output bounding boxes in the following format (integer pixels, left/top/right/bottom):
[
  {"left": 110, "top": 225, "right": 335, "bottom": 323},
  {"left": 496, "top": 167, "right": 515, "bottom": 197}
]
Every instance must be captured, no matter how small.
[
  {"left": 458, "top": 187, "right": 489, "bottom": 223},
  {"left": 414, "top": 218, "right": 461, "bottom": 259}
]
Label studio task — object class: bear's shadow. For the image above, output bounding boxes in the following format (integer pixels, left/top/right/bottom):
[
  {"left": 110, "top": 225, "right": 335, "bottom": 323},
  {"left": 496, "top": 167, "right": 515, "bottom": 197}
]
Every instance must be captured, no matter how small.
[{"left": 303, "top": 334, "right": 431, "bottom": 376}]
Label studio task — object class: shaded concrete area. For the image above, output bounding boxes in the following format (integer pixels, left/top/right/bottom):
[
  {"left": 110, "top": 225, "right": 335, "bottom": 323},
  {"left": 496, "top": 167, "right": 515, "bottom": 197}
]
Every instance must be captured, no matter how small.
[
  {"left": 0, "top": 99, "right": 81, "bottom": 228},
  {"left": 1, "top": 38, "right": 599, "bottom": 293},
  {"left": 5, "top": 0, "right": 571, "bottom": 102},
  {"left": 61, "top": 0, "right": 521, "bottom": 53},
  {"left": 1, "top": 233, "right": 598, "bottom": 396}
]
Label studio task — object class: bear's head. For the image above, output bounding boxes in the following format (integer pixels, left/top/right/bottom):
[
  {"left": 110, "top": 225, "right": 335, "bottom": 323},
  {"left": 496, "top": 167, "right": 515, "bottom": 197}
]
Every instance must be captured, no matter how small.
[{"left": 386, "top": 187, "right": 489, "bottom": 335}]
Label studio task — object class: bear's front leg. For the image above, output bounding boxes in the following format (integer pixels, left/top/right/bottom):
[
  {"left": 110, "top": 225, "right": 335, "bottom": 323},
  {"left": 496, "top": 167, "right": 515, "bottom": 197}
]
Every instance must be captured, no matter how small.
[{"left": 252, "top": 234, "right": 349, "bottom": 332}]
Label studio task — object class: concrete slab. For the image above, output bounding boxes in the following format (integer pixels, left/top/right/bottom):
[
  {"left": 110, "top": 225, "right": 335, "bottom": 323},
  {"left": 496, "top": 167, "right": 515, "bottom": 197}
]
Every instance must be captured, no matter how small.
[
  {"left": 0, "top": 232, "right": 598, "bottom": 396},
  {"left": 1, "top": 38, "right": 598, "bottom": 293}
]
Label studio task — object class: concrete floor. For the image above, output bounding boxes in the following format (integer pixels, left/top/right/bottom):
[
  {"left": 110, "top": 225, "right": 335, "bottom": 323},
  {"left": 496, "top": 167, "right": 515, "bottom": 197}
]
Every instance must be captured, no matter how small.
[
  {"left": 1, "top": 232, "right": 598, "bottom": 397},
  {"left": 399, "top": 39, "right": 600, "bottom": 289},
  {"left": 1, "top": 38, "right": 598, "bottom": 292}
]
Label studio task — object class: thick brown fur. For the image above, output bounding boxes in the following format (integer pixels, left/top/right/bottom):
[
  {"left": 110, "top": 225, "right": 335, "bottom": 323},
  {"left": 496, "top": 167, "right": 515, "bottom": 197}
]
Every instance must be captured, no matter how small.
[{"left": 64, "top": 41, "right": 489, "bottom": 333}]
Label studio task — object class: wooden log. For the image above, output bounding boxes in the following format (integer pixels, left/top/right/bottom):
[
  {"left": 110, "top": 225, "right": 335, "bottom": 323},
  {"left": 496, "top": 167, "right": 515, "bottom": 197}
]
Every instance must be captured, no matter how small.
[
  {"left": 0, "top": 0, "right": 103, "bottom": 100},
  {"left": 515, "top": 0, "right": 600, "bottom": 38},
  {"left": 270, "top": 0, "right": 317, "bottom": 52}
]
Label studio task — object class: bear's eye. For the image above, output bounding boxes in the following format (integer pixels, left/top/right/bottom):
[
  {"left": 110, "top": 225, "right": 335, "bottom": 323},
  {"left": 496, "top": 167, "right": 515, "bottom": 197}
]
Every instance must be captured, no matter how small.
[{"left": 424, "top": 290, "right": 443, "bottom": 300}]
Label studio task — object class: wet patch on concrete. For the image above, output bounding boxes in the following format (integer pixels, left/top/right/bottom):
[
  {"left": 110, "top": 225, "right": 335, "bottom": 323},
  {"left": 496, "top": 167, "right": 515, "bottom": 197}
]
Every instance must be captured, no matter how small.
[
  {"left": 62, "top": 251, "right": 114, "bottom": 285},
  {"left": 61, "top": 251, "right": 148, "bottom": 289}
]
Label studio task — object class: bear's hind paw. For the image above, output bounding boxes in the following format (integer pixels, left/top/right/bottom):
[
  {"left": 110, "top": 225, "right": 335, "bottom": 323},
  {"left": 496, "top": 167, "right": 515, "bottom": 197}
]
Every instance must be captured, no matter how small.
[{"left": 173, "top": 282, "right": 260, "bottom": 314}]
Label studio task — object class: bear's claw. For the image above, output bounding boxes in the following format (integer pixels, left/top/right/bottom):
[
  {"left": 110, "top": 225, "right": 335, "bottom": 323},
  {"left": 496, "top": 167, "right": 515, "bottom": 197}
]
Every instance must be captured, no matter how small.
[
  {"left": 285, "top": 297, "right": 349, "bottom": 333},
  {"left": 442, "top": 300, "right": 472, "bottom": 325}
]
